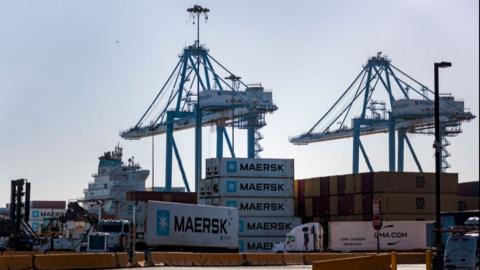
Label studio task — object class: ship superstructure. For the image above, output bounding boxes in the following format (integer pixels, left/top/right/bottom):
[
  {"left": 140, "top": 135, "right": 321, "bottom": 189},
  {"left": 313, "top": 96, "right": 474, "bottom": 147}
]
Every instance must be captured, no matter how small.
[{"left": 82, "top": 145, "right": 149, "bottom": 217}]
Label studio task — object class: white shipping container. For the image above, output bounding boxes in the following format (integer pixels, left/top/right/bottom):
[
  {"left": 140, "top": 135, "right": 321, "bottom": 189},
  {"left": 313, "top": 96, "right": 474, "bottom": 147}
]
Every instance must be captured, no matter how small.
[
  {"left": 30, "top": 208, "right": 66, "bottom": 221},
  {"left": 201, "top": 177, "right": 294, "bottom": 198},
  {"left": 239, "top": 216, "right": 301, "bottom": 236},
  {"left": 202, "top": 197, "right": 295, "bottom": 217},
  {"left": 328, "top": 221, "right": 433, "bottom": 251},
  {"left": 144, "top": 201, "right": 239, "bottom": 250},
  {"left": 239, "top": 237, "right": 285, "bottom": 253},
  {"left": 206, "top": 158, "right": 294, "bottom": 178}
]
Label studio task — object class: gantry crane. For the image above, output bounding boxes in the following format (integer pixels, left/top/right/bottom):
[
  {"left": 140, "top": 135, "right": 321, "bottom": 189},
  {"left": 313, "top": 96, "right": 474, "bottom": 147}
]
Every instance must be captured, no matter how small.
[
  {"left": 290, "top": 52, "right": 475, "bottom": 173},
  {"left": 120, "top": 6, "right": 277, "bottom": 191}
]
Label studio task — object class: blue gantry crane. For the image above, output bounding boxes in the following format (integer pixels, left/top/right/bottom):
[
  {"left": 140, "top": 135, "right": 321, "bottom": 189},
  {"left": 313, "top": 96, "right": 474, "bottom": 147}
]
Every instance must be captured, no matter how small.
[
  {"left": 120, "top": 6, "right": 277, "bottom": 192},
  {"left": 290, "top": 52, "right": 475, "bottom": 173}
]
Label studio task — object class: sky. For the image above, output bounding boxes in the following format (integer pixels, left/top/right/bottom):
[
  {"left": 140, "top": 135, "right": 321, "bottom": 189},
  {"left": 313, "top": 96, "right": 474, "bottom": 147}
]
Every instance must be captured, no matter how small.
[{"left": 0, "top": 0, "right": 478, "bottom": 206}]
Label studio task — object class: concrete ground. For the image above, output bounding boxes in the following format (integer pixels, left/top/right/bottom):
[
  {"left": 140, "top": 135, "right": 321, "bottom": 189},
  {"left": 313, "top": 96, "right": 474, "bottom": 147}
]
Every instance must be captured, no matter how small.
[{"left": 123, "top": 265, "right": 425, "bottom": 270}]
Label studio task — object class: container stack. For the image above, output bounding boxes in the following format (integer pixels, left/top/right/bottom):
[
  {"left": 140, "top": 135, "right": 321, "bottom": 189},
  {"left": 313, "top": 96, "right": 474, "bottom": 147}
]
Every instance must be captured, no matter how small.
[
  {"left": 458, "top": 181, "right": 479, "bottom": 211},
  {"left": 29, "top": 200, "right": 66, "bottom": 233},
  {"left": 200, "top": 158, "right": 301, "bottom": 253},
  {"left": 296, "top": 172, "right": 459, "bottom": 225}
]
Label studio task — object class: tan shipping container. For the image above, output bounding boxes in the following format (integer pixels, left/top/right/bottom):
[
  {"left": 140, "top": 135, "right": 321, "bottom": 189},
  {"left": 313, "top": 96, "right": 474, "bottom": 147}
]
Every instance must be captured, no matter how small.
[
  {"left": 304, "top": 180, "right": 314, "bottom": 197},
  {"left": 329, "top": 196, "right": 338, "bottom": 216},
  {"left": 345, "top": 174, "right": 355, "bottom": 194},
  {"left": 304, "top": 197, "right": 313, "bottom": 217},
  {"left": 354, "top": 194, "right": 363, "bottom": 215},
  {"left": 381, "top": 214, "right": 435, "bottom": 221},
  {"left": 354, "top": 172, "right": 458, "bottom": 194},
  {"left": 312, "top": 179, "right": 321, "bottom": 197},
  {"left": 329, "top": 176, "right": 338, "bottom": 195},
  {"left": 370, "top": 193, "right": 457, "bottom": 214}
]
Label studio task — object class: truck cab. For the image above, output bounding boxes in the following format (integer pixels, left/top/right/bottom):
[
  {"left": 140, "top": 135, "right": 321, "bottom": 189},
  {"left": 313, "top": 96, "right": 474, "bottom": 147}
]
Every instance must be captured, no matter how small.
[
  {"left": 272, "top": 222, "right": 323, "bottom": 253},
  {"left": 88, "top": 220, "right": 130, "bottom": 252},
  {"left": 443, "top": 217, "right": 479, "bottom": 270}
]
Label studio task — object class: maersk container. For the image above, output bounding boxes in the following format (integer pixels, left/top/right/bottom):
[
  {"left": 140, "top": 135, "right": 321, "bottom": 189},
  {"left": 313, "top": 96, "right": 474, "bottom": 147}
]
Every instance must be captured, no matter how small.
[
  {"left": 206, "top": 158, "right": 294, "bottom": 178},
  {"left": 328, "top": 221, "right": 433, "bottom": 251},
  {"left": 202, "top": 197, "right": 295, "bottom": 217},
  {"left": 202, "top": 177, "right": 294, "bottom": 198},
  {"left": 239, "top": 236, "right": 285, "bottom": 253},
  {"left": 144, "top": 201, "right": 239, "bottom": 250},
  {"left": 239, "top": 216, "right": 301, "bottom": 236}
]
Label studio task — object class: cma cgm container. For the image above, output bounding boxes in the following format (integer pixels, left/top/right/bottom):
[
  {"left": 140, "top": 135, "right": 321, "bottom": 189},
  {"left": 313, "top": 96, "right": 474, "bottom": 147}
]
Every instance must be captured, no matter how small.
[
  {"left": 144, "top": 201, "right": 239, "bottom": 251},
  {"left": 239, "top": 216, "right": 302, "bottom": 237},
  {"left": 203, "top": 177, "right": 294, "bottom": 197},
  {"left": 239, "top": 236, "right": 285, "bottom": 253},
  {"left": 206, "top": 158, "right": 294, "bottom": 178},
  {"left": 329, "top": 221, "right": 433, "bottom": 251},
  {"left": 199, "top": 197, "right": 295, "bottom": 217}
]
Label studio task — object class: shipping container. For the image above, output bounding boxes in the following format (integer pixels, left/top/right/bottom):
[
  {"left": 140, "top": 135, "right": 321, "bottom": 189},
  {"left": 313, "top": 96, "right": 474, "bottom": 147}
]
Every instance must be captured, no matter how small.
[
  {"left": 206, "top": 158, "right": 294, "bottom": 178},
  {"left": 458, "top": 181, "right": 479, "bottom": 197},
  {"left": 304, "top": 180, "right": 314, "bottom": 197},
  {"left": 239, "top": 236, "right": 285, "bottom": 253},
  {"left": 458, "top": 196, "right": 479, "bottom": 211},
  {"left": 329, "top": 221, "right": 433, "bottom": 251},
  {"left": 144, "top": 201, "right": 238, "bottom": 250},
  {"left": 304, "top": 198, "right": 313, "bottom": 217},
  {"left": 200, "top": 197, "right": 295, "bottom": 217},
  {"left": 355, "top": 172, "right": 458, "bottom": 194},
  {"left": 200, "top": 177, "right": 294, "bottom": 198},
  {"left": 294, "top": 180, "right": 299, "bottom": 199},
  {"left": 324, "top": 214, "right": 436, "bottom": 222},
  {"left": 329, "top": 196, "right": 338, "bottom": 216},
  {"left": 30, "top": 201, "right": 66, "bottom": 209},
  {"left": 126, "top": 191, "right": 197, "bottom": 204},
  {"left": 239, "top": 216, "right": 302, "bottom": 237},
  {"left": 30, "top": 208, "right": 66, "bottom": 221},
  {"left": 367, "top": 193, "right": 458, "bottom": 214},
  {"left": 329, "top": 176, "right": 338, "bottom": 195}
]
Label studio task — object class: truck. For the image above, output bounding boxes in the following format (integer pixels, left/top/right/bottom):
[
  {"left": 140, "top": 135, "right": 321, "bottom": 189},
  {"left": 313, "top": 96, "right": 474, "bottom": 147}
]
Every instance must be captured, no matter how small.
[
  {"left": 119, "top": 201, "right": 239, "bottom": 252},
  {"left": 271, "top": 222, "right": 323, "bottom": 253},
  {"left": 443, "top": 217, "right": 479, "bottom": 270},
  {"left": 87, "top": 220, "right": 130, "bottom": 252}
]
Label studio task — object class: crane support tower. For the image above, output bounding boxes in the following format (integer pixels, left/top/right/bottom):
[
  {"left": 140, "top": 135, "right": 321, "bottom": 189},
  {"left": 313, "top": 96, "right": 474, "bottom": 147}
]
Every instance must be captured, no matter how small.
[
  {"left": 121, "top": 6, "right": 277, "bottom": 192},
  {"left": 290, "top": 52, "right": 475, "bottom": 173}
]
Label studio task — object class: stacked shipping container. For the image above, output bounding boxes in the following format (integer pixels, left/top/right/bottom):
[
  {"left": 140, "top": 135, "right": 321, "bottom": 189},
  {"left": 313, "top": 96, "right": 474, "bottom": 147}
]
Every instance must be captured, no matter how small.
[
  {"left": 458, "top": 181, "right": 479, "bottom": 211},
  {"left": 200, "top": 158, "right": 300, "bottom": 253},
  {"left": 296, "top": 172, "right": 459, "bottom": 225}
]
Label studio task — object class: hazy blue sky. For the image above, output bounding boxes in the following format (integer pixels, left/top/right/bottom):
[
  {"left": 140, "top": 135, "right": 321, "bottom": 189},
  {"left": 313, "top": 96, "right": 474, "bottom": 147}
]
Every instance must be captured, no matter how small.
[{"left": 0, "top": 0, "right": 478, "bottom": 205}]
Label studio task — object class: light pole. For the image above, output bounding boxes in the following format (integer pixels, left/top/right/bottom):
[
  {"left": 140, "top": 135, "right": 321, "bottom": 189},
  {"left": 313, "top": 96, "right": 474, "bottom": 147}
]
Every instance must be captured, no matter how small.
[{"left": 433, "top": 61, "right": 451, "bottom": 270}]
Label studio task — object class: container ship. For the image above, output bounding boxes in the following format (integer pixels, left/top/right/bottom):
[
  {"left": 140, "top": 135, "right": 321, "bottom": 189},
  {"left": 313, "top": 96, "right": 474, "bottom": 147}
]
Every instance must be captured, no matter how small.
[{"left": 81, "top": 145, "right": 149, "bottom": 217}]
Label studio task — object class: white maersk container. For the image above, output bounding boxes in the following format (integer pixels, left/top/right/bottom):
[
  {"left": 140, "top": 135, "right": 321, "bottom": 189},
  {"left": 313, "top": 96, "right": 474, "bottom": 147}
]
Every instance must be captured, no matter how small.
[
  {"left": 206, "top": 158, "right": 294, "bottom": 178},
  {"left": 239, "top": 237, "right": 285, "bottom": 253},
  {"left": 239, "top": 217, "right": 302, "bottom": 237},
  {"left": 144, "top": 201, "right": 239, "bottom": 250},
  {"left": 201, "top": 177, "right": 294, "bottom": 198},
  {"left": 329, "top": 221, "right": 433, "bottom": 251},
  {"left": 199, "top": 197, "right": 295, "bottom": 217}
]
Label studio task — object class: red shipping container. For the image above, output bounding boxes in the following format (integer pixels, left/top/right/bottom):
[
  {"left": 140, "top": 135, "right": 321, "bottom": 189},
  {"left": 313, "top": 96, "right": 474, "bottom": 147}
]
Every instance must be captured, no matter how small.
[
  {"left": 31, "top": 201, "right": 66, "bottom": 209},
  {"left": 126, "top": 192, "right": 197, "bottom": 204},
  {"left": 338, "top": 175, "right": 346, "bottom": 195}
]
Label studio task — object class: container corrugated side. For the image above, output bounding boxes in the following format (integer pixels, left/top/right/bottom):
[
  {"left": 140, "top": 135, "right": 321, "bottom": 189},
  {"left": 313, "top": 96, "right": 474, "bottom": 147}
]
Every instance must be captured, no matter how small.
[
  {"left": 206, "top": 158, "right": 294, "bottom": 178},
  {"left": 239, "top": 236, "right": 285, "bottom": 253},
  {"left": 239, "top": 216, "right": 301, "bottom": 236},
  {"left": 202, "top": 177, "right": 294, "bottom": 198},
  {"left": 144, "top": 201, "right": 238, "bottom": 249},
  {"left": 204, "top": 197, "right": 295, "bottom": 217}
]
